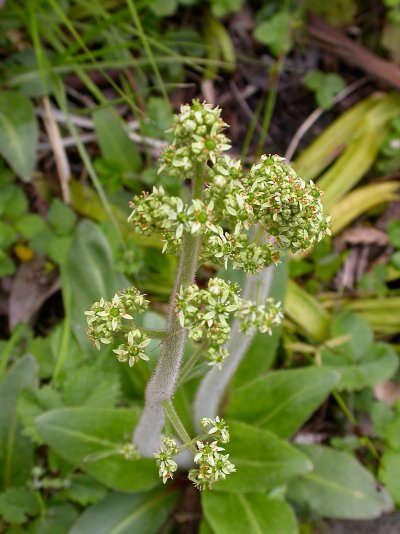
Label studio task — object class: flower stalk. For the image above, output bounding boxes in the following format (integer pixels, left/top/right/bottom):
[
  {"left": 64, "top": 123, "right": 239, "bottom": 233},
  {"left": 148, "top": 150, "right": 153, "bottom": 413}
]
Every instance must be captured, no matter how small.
[{"left": 133, "top": 169, "right": 204, "bottom": 455}]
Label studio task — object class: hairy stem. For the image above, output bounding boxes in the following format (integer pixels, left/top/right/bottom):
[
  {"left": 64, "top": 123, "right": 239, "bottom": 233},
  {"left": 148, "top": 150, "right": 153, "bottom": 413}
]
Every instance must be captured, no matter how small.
[
  {"left": 133, "top": 166, "right": 204, "bottom": 456},
  {"left": 193, "top": 264, "right": 274, "bottom": 427}
]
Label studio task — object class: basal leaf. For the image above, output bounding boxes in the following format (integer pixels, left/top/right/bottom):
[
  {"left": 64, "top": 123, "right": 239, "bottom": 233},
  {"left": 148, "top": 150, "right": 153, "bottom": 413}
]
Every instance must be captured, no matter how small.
[
  {"left": 203, "top": 492, "right": 298, "bottom": 534},
  {"left": 0, "top": 355, "right": 37, "bottom": 489},
  {"left": 214, "top": 421, "right": 312, "bottom": 493},
  {"left": 64, "top": 220, "right": 129, "bottom": 349},
  {"left": 288, "top": 445, "right": 392, "bottom": 519},
  {"left": 227, "top": 367, "right": 339, "bottom": 438},
  {"left": 0, "top": 487, "right": 39, "bottom": 525},
  {"left": 380, "top": 451, "right": 400, "bottom": 506},
  {"left": 321, "top": 342, "right": 398, "bottom": 392},
  {"left": 69, "top": 487, "right": 179, "bottom": 534},
  {"left": 93, "top": 109, "right": 141, "bottom": 174},
  {"left": 0, "top": 91, "right": 38, "bottom": 181},
  {"left": 35, "top": 407, "right": 159, "bottom": 492}
]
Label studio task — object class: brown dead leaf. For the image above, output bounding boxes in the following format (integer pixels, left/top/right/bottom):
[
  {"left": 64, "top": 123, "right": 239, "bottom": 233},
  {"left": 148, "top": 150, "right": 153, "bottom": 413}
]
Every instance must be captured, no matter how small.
[
  {"left": 8, "top": 255, "right": 60, "bottom": 329},
  {"left": 374, "top": 381, "right": 400, "bottom": 407},
  {"left": 342, "top": 227, "right": 389, "bottom": 246}
]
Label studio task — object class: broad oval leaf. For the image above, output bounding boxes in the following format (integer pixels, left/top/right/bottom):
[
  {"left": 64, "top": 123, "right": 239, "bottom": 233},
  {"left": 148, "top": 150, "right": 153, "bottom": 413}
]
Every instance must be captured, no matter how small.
[
  {"left": 93, "top": 109, "right": 141, "bottom": 173},
  {"left": 203, "top": 492, "right": 298, "bottom": 534},
  {"left": 70, "top": 487, "right": 179, "bottom": 534},
  {"left": 0, "top": 91, "right": 38, "bottom": 181},
  {"left": 0, "top": 355, "right": 37, "bottom": 489},
  {"left": 380, "top": 451, "right": 400, "bottom": 506},
  {"left": 227, "top": 367, "right": 339, "bottom": 438},
  {"left": 35, "top": 407, "right": 159, "bottom": 492},
  {"left": 214, "top": 421, "right": 312, "bottom": 493},
  {"left": 64, "top": 220, "right": 129, "bottom": 350},
  {"left": 321, "top": 342, "right": 398, "bottom": 392},
  {"left": 288, "top": 445, "right": 392, "bottom": 519}
]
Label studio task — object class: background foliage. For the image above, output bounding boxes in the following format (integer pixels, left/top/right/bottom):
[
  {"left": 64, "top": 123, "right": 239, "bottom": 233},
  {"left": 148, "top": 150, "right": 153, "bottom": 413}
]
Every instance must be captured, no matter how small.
[{"left": 0, "top": 0, "right": 400, "bottom": 532}]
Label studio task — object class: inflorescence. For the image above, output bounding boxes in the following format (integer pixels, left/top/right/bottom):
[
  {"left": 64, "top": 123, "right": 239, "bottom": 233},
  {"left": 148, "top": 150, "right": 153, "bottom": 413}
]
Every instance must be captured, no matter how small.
[
  {"left": 128, "top": 101, "right": 330, "bottom": 273},
  {"left": 85, "top": 100, "right": 330, "bottom": 491},
  {"left": 176, "top": 277, "right": 283, "bottom": 366},
  {"left": 85, "top": 287, "right": 150, "bottom": 367},
  {"left": 155, "top": 417, "right": 236, "bottom": 490}
]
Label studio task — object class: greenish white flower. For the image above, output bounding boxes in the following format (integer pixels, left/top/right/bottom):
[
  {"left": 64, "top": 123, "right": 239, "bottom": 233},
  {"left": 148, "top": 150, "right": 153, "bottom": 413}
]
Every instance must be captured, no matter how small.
[
  {"left": 113, "top": 329, "right": 151, "bottom": 367},
  {"left": 200, "top": 416, "right": 230, "bottom": 443},
  {"left": 188, "top": 439, "right": 236, "bottom": 490},
  {"left": 154, "top": 438, "right": 179, "bottom": 483}
]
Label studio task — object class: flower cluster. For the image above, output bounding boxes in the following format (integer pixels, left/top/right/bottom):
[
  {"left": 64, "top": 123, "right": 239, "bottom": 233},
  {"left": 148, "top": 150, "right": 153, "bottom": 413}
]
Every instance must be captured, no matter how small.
[
  {"left": 188, "top": 441, "right": 236, "bottom": 491},
  {"left": 201, "top": 416, "right": 230, "bottom": 443},
  {"left": 176, "top": 278, "right": 241, "bottom": 366},
  {"left": 84, "top": 287, "right": 151, "bottom": 366},
  {"left": 155, "top": 417, "right": 235, "bottom": 491},
  {"left": 201, "top": 229, "right": 280, "bottom": 274},
  {"left": 128, "top": 187, "right": 217, "bottom": 251},
  {"left": 154, "top": 437, "right": 179, "bottom": 483},
  {"left": 175, "top": 278, "right": 282, "bottom": 366},
  {"left": 113, "top": 329, "right": 151, "bottom": 367},
  {"left": 128, "top": 102, "right": 330, "bottom": 274},
  {"left": 236, "top": 298, "right": 283, "bottom": 335},
  {"left": 159, "top": 100, "right": 230, "bottom": 179},
  {"left": 244, "top": 155, "right": 331, "bottom": 252}
]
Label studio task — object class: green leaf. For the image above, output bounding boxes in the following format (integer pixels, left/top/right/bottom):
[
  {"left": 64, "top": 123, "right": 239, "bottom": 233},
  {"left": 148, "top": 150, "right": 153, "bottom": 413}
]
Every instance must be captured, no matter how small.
[
  {"left": 371, "top": 401, "right": 395, "bottom": 438},
  {"left": 48, "top": 198, "right": 77, "bottom": 235},
  {"left": 61, "top": 365, "right": 120, "bottom": 408},
  {"left": 69, "top": 487, "right": 180, "bottom": 534},
  {"left": 214, "top": 421, "right": 312, "bottom": 492},
  {"left": 385, "top": 405, "right": 400, "bottom": 449},
  {"left": 288, "top": 445, "right": 392, "bottom": 519},
  {"left": 35, "top": 407, "right": 159, "bottom": 492},
  {"left": 149, "top": 0, "right": 177, "bottom": 17},
  {"left": 18, "top": 385, "right": 63, "bottom": 443},
  {"left": 321, "top": 342, "right": 398, "bottom": 392},
  {"left": 0, "top": 250, "right": 16, "bottom": 277},
  {"left": 285, "top": 280, "right": 330, "bottom": 342},
  {"left": 93, "top": 109, "right": 141, "bottom": 174},
  {"left": 64, "top": 220, "right": 129, "bottom": 349},
  {"left": 0, "top": 487, "right": 39, "bottom": 525},
  {"left": 380, "top": 451, "right": 400, "bottom": 505},
  {"left": 227, "top": 367, "right": 339, "bottom": 438},
  {"left": 210, "top": 0, "right": 243, "bottom": 17},
  {"left": 0, "top": 222, "right": 17, "bottom": 249},
  {"left": 199, "top": 519, "right": 216, "bottom": 534},
  {"left": 29, "top": 503, "right": 78, "bottom": 534},
  {"left": 0, "top": 91, "right": 38, "bottom": 181},
  {"left": 0, "top": 185, "right": 28, "bottom": 222},
  {"left": 15, "top": 214, "right": 47, "bottom": 240},
  {"left": 64, "top": 474, "right": 107, "bottom": 506},
  {"left": 254, "top": 12, "right": 293, "bottom": 56},
  {"left": 388, "top": 219, "right": 400, "bottom": 249},
  {"left": 0, "top": 355, "right": 37, "bottom": 489},
  {"left": 48, "top": 235, "right": 73, "bottom": 265},
  {"left": 304, "top": 71, "right": 346, "bottom": 110},
  {"left": 331, "top": 312, "right": 373, "bottom": 361},
  {"left": 203, "top": 492, "right": 298, "bottom": 534}
]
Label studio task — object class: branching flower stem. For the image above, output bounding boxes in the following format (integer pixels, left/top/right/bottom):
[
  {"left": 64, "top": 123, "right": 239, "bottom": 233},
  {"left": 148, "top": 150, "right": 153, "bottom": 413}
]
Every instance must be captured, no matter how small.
[
  {"left": 177, "top": 344, "right": 205, "bottom": 388},
  {"left": 163, "top": 400, "right": 197, "bottom": 454},
  {"left": 133, "top": 165, "right": 205, "bottom": 456}
]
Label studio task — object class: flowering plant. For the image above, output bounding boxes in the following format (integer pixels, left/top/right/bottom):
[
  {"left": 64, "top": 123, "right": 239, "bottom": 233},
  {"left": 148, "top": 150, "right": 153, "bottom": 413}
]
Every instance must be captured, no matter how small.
[{"left": 85, "top": 100, "right": 330, "bottom": 490}]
